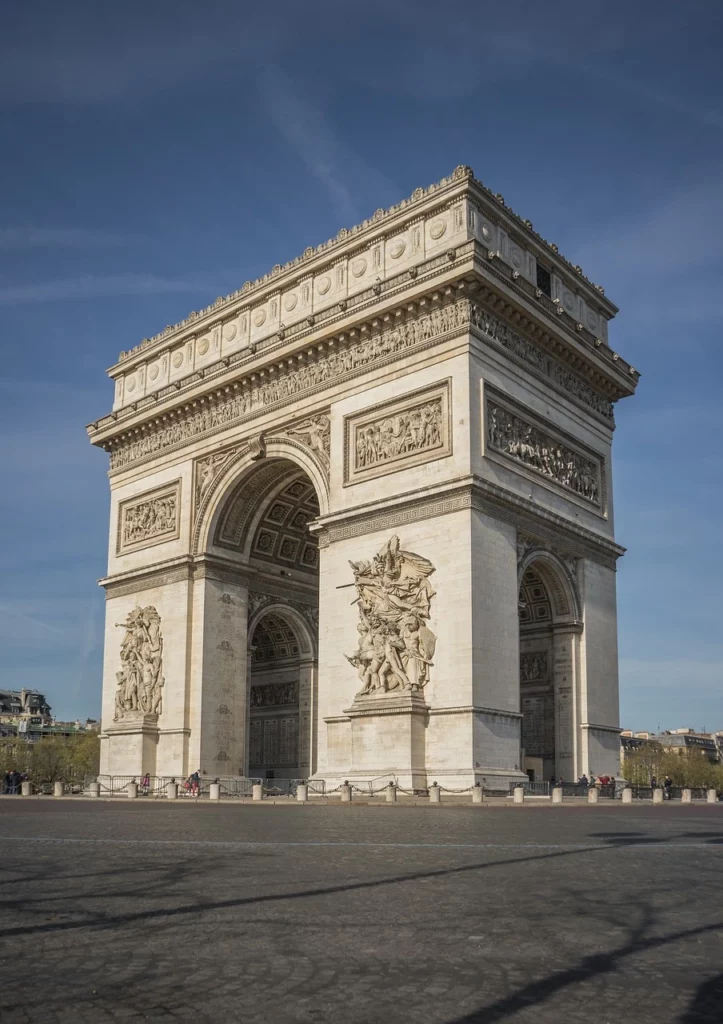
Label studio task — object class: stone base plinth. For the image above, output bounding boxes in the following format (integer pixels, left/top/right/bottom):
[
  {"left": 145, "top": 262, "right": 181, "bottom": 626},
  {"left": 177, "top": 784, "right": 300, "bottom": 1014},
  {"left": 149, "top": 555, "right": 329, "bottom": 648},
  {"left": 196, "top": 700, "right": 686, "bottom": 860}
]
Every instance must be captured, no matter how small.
[
  {"left": 102, "top": 713, "right": 159, "bottom": 776},
  {"left": 321, "top": 691, "right": 430, "bottom": 791}
]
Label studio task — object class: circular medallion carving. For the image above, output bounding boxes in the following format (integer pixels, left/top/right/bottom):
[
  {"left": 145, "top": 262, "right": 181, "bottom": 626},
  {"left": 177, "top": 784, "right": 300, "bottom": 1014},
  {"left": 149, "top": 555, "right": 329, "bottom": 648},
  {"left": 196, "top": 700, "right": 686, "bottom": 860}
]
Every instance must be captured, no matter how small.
[
  {"left": 197, "top": 337, "right": 210, "bottom": 356},
  {"left": 480, "top": 222, "right": 493, "bottom": 241},
  {"left": 224, "top": 322, "right": 237, "bottom": 341},
  {"left": 172, "top": 351, "right": 183, "bottom": 368},
  {"left": 148, "top": 364, "right": 159, "bottom": 381},
  {"left": 389, "top": 239, "right": 406, "bottom": 259},
  {"left": 126, "top": 378, "right": 136, "bottom": 392},
  {"left": 429, "top": 219, "right": 447, "bottom": 240},
  {"left": 351, "top": 258, "right": 367, "bottom": 278},
  {"left": 253, "top": 310, "right": 266, "bottom": 327},
  {"left": 586, "top": 311, "right": 597, "bottom": 330},
  {"left": 563, "top": 293, "right": 575, "bottom": 312},
  {"left": 317, "top": 276, "right": 331, "bottom": 294},
  {"left": 510, "top": 246, "right": 523, "bottom": 269},
  {"left": 284, "top": 293, "right": 298, "bottom": 311}
]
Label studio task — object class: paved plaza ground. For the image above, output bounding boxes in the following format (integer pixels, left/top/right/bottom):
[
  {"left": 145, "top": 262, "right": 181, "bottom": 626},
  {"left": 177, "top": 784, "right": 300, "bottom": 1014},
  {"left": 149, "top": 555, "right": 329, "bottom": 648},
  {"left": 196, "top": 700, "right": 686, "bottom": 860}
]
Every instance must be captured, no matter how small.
[{"left": 1, "top": 801, "right": 722, "bottom": 1023}]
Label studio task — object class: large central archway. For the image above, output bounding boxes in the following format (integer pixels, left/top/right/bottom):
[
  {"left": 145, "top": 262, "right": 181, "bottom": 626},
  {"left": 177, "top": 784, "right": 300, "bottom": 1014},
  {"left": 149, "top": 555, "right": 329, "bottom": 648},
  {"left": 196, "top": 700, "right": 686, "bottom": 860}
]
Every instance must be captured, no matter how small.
[
  {"left": 193, "top": 453, "right": 321, "bottom": 779},
  {"left": 517, "top": 550, "right": 581, "bottom": 784}
]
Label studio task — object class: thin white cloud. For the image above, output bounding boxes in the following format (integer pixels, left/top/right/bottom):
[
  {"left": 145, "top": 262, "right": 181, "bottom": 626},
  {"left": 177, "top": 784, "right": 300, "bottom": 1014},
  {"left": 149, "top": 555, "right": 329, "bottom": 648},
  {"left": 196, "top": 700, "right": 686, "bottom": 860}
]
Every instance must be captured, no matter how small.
[
  {"left": 256, "top": 65, "right": 397, "bottom": 224},
  {"left": 0, "top": 273, "right": 214, "bottom": 305}
]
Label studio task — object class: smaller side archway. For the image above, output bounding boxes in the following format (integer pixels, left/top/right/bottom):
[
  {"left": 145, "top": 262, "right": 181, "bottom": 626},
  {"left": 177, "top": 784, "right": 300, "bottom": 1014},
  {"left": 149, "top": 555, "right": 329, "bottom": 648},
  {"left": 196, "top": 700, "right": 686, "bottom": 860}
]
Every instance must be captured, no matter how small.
[
  {"left": 246, "top": 604, "right": 318, "bottom": 781},
  {"left": 517, "top": 548, "right": 582, "bottom": 784}
]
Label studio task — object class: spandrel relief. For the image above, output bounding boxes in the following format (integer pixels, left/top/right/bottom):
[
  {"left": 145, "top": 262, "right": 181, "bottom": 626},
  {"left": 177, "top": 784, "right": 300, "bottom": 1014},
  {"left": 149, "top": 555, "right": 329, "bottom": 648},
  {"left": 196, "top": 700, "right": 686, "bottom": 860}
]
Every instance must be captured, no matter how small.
[
  {"left": 345, "top": 535, "right": 437, "bottom": 697},
  {"left": 113, "top": 606, "right": 164, "bottom": 720}
]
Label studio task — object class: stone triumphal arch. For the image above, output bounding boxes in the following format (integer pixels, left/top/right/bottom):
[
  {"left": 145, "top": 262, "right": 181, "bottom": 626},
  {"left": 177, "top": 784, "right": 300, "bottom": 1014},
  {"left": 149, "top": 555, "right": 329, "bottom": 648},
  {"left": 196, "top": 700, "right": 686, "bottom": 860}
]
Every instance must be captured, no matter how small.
[{"left": 89, "top": 165, "right": 638, "bottom": 788}]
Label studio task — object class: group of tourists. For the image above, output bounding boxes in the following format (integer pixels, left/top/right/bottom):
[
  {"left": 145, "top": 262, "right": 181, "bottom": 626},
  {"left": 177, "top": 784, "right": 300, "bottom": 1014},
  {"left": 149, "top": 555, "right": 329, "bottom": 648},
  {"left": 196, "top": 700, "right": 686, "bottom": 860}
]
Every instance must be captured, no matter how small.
[
  {"left": 183, "top": 770, "right": 202, "bottom": 796},
  {"left": 2, "top": 770, "right": 26, "bottom": 794},
  {"left": 650, "top": 775, "right": 675, "bottom": 798}
]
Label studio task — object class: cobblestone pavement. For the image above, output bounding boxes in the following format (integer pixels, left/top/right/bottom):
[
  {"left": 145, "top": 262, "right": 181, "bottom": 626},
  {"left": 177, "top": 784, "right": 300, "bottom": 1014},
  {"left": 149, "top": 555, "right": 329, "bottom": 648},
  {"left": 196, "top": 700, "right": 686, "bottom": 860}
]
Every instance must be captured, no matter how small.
[{"left": 1, "top": 802, "right": 722, "bottom": 1023}]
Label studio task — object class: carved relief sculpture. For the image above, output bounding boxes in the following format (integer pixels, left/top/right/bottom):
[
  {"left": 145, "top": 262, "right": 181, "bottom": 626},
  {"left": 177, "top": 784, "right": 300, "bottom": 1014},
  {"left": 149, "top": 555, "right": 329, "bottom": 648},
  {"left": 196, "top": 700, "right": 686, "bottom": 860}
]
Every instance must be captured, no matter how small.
[
  {"left": 345, "top": 534, "right": 437, "bottom": 696},
  {"left": 113, "top": 606, "right": 164, "bottom": 720},
  {"left": 344, "top": 381, "right": 451, "bottom": 484},
  {"left": 117, "top": 482, "right": 180, "bottom": 554},
  {"left": 487, "top": 400, "right": 602, "bottom": 507},
  {"left": 285, "top": 414, "right": 331, "bottom": 460},
  {"left": 520, "top": 652, "right": 548, "bottom": 683},
  {"left": 109, "top": 300, "right": 469, "bottom": 470}
]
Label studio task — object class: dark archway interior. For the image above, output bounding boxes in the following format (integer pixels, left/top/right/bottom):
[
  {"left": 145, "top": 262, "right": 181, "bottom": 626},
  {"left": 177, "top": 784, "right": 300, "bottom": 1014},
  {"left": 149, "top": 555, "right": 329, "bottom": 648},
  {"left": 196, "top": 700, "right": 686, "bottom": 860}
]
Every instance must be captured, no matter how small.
[{"left": 519, "top": 566, "right": 556, "bottom": 781}]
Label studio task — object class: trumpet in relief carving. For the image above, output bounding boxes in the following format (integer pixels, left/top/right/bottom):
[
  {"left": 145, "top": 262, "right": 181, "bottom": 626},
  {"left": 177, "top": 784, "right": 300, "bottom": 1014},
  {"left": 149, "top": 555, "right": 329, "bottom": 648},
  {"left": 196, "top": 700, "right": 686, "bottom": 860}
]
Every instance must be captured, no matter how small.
[
  {"left": 487, "top": 403, "right": 601, "bottom": 506},
  {"left": 346, "top": 535, "right": 437, "bottom": 697},
  {"left": 113, "top": 606, "right": 164, "bottom": 721}
]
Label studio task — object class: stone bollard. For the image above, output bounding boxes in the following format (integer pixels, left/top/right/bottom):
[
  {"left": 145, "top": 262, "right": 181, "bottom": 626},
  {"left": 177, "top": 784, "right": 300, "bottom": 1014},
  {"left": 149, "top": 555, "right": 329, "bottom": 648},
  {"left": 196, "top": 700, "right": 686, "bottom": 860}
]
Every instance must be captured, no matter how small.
[
  {"left": 513, "top": 786, "right": 525, "bottom": 804},
  {"left": 472, "top": 784, "right": 484, "bottom": 804},
  {"left": 707, "top": 789, "right": 717, "bottom": 804},
  {"left": 681, "top": 788, "right": 692, "bottom": 804},
  {"left": 622, "top": 787, "right": 633, "bottom": 804},
  {"left": 21, "top": 781, "right": 31, "bottom": 797},
  {"left": 252, "top": 784, "right": 264, "bottom": 801},
  {"left": 340, "top": 782, "right": 352, "bottom": 803},
  {"left": 652, "top": 787, "right": 663, "bottom": 804},
  {"left": 429, "top": 783, "right": 441, "bottom": 804},
  {"left": 127, "top": 782, "right": 138, "bottom": 799},
  {"left": 551, "top": 786, "right": 563, "bottom": 804},
  {"left": 167, "top": 782, "right": 178, "bottom": 800},
  {"left": 588, "top": 786, "right": 599, "bottom": 804},
  {"left": 386, "top": 783, "right": 397, "bottom": 803},
  {"left": 88, "top": 782, "right": 100, "bottom": 798},
  {"left": 297, "top": 783, "right": 308, "bottom": 803},
  {"left": 209, "top": 783, "right": 221, "bottom": 801},
  {"left": 54, "top": 781, "right": 64, "bottom": 798}
]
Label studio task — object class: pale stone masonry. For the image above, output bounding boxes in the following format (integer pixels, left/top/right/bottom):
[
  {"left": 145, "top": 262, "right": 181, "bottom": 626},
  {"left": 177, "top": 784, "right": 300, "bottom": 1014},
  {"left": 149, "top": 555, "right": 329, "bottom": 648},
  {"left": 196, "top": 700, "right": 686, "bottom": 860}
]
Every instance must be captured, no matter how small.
[{"left": 88, "top": 165, "right": 638, "bottom": 788}]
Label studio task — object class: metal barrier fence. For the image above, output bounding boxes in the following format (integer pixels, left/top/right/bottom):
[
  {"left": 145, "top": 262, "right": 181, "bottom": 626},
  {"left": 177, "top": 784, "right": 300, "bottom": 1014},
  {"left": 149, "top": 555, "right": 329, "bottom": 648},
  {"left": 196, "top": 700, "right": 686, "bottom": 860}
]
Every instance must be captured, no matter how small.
[
  {"left": 508, "top": 781, "right": 616, "bottom": 799},
  {"left": 511, "top": 781, "right": 551, "bottom": 797}
]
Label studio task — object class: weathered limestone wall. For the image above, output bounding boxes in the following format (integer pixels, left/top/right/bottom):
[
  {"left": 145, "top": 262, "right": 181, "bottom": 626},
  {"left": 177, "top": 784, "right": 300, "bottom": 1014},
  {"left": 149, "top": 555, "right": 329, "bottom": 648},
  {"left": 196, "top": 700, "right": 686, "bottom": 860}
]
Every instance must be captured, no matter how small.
[{"left": 187, "top": 577, "right": 249, "bottom": 778}]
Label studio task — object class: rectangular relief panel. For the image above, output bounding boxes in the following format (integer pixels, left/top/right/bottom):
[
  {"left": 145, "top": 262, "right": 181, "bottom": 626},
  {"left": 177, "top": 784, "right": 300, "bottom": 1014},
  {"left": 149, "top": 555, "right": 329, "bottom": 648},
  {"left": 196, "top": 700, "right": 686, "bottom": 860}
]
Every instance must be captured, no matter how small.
[
  {"left": 116, "top": 480, "right": 181, "bottom": 555},
  {"left": 343, "top": 378, "right": 452, "bottom": 485},
  {"left": 483, "top": 387, "right": 605, "bottom": 514}
]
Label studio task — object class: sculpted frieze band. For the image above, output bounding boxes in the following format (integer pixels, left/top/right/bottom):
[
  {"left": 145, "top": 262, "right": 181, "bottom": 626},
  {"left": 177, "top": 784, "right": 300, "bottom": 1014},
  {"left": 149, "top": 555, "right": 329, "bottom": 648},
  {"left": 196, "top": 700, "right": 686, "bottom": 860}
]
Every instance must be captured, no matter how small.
[
  {"left": 108, "top": 298, "right": 472, "bottom": 470},
  {"left": 487, "top": 398, "right": 602, "bottom": 508},
  {"left": 471, "top": 305, "right": 613, "bottom": 421},
  {"left": 344, "top": 381, "right": 451, "bottom": 485}
]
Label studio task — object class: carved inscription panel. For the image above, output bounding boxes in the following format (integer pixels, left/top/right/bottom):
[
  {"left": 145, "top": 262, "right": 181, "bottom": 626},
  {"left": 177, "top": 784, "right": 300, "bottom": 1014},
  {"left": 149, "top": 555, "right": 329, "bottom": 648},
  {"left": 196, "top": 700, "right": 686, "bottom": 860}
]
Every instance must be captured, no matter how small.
[
  {"left": 344, "top": 380, "right": 451, "bottom": 485},
  {"left": 117, "top": 481, "right": 181, "bottom": 555}
]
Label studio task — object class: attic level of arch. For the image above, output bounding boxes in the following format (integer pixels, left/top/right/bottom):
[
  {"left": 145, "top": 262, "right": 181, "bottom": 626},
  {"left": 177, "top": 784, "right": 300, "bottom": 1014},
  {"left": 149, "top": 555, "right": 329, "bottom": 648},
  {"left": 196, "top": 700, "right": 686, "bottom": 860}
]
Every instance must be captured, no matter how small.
[{"left": 88, "top": 267, "right": 636, "bottom": 468}]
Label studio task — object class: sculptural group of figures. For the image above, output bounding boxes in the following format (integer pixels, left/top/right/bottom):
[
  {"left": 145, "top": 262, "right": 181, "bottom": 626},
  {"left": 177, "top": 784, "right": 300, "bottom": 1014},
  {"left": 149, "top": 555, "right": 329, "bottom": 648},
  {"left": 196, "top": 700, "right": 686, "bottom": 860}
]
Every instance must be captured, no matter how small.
[
  {"left": 355, "top": 401, "right": 442, "bottom": 470},
  {"left": 346, "top": 535, "right": 437, "bottom": 696},
  {"left": 488, "top": 405, "right": 599, "bottom": 503},
  {"left": 113, "top": 606, "right": 164, "bottom": 720},
  {"left": 122, "top": 495, "right": 176, "bottom": 545}
]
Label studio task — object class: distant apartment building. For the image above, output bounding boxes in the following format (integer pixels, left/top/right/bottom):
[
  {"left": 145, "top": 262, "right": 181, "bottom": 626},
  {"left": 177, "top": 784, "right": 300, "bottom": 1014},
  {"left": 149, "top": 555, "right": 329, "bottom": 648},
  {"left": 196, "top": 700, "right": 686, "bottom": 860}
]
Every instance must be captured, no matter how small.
[
  {"left": 0, "top": 688, "right": 52, "bottom": 726},
  {"left": 620, "top": 728, "right": 719, "bottom": 764}
]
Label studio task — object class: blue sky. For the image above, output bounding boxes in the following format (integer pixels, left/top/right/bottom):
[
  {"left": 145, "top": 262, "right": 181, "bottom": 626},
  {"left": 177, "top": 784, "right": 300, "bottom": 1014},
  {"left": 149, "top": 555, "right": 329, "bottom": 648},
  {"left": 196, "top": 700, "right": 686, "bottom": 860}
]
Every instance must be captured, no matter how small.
[{"left": 1, "top": 0, "right": 721, "bottom": 728}]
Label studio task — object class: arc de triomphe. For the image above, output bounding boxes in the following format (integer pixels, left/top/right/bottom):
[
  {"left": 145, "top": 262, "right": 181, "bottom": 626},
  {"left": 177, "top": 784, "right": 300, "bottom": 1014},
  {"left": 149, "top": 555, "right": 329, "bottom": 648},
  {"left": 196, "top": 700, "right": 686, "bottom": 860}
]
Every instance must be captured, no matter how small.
[{"left": 88, "top": 165, "right": 638, "bottom": 789}]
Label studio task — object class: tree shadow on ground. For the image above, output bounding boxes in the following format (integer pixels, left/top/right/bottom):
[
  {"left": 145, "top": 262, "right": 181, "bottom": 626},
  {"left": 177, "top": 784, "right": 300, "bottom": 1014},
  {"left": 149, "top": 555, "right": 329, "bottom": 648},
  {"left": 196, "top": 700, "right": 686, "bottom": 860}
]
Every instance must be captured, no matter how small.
[{"left": 678, "top": 973, "right": 723, "bottom": 1023}]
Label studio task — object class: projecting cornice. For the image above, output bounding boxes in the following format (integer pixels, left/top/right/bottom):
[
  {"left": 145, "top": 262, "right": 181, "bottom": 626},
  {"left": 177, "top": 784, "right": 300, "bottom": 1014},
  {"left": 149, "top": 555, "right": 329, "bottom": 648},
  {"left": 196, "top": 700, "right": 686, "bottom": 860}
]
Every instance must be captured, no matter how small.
[
  {"left": 96, "top": 166, "right": 632, "bottom": 424},
  {"left": 88, "top": 255, "right": 637, "bottom": 471}
]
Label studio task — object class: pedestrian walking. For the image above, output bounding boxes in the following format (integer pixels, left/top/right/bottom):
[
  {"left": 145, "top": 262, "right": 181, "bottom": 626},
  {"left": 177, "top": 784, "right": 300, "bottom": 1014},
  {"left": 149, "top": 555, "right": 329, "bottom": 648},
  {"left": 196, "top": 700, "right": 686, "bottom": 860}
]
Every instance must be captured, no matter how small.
[{"left": 664, "top": 775, "right": 673, "bottom": 800}]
